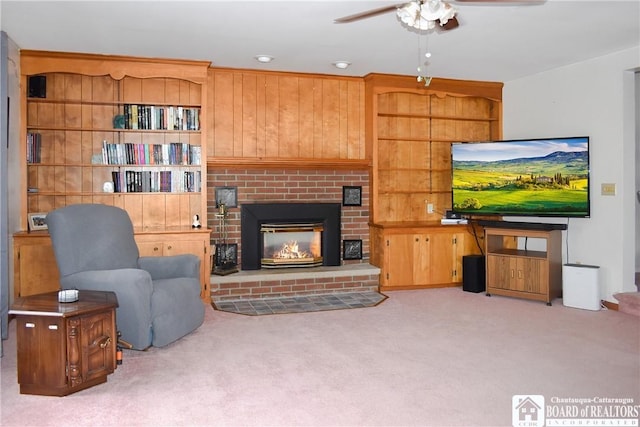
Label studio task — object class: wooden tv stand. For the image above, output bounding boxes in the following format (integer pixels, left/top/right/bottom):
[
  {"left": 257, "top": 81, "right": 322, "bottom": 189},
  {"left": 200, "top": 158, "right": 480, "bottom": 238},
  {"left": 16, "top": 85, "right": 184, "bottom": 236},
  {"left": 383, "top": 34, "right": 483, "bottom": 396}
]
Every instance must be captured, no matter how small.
[{"left": 484, "top": 226, "right": 563, "bottom": 305}]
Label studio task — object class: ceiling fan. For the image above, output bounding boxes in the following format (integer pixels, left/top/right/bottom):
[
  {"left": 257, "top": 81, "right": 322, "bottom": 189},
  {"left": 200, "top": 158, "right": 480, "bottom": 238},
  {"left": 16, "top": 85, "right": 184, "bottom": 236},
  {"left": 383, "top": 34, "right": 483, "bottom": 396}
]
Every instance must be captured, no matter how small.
[
  {"left": 334, "top": 0, "right": 543, "bottom": 31},
  {"left": 335, "top": 0, "right": 543, "bottom": 86}
]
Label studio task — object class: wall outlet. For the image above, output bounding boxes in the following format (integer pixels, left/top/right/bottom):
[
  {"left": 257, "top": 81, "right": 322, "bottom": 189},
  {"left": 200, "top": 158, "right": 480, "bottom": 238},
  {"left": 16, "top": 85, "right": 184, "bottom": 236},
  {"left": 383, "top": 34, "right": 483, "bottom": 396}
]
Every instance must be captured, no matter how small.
[
  {"left": 601, "top": 183, "right": 616, "bottom": 196},
  {"left": 427, "top": 203, "right": 434, "bottom": 214}
]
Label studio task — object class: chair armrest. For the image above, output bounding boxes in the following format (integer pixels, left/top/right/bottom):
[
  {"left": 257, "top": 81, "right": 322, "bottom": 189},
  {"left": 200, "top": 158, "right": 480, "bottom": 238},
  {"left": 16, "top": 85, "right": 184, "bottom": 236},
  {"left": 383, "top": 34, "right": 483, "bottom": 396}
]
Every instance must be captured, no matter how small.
[
  {"left": 138, "top": 254, "right": 200, "bottom": 280},
  {"left": 60, "top": 269, "right": 153, "bottom": 297}
]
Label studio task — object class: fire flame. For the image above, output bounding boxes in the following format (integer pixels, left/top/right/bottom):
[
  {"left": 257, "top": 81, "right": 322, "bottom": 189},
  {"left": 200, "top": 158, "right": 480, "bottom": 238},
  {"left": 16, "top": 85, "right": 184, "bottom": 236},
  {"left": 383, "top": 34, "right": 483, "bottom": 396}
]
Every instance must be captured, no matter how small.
[{"left": 273, "top": 241, "right": 311, "bottom": 259}]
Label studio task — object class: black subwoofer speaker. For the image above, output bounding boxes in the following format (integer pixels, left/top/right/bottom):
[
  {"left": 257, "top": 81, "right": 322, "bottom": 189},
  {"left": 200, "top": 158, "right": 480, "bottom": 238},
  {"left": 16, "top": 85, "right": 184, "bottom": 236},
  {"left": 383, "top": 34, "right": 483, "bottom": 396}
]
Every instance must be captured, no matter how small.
[
  {"left": 28, "top": 75, "right": 47, "bottom": 98},
  {"left": 462, "top": 255, "right": 485, "bottom": 293}
]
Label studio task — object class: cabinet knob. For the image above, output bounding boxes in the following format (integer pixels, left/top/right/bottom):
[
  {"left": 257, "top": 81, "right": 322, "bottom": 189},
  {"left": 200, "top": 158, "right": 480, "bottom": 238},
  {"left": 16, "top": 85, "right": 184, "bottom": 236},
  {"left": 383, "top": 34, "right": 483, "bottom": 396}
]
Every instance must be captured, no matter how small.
[
  {"left": 167, "top": 245, "right": 172, "bottom": 250},
  {"left": 25, "top": 322, "right": 35, "bottom": 328},
  {"left": 153, "top": 247, "right": 159, "bottom": 252}
]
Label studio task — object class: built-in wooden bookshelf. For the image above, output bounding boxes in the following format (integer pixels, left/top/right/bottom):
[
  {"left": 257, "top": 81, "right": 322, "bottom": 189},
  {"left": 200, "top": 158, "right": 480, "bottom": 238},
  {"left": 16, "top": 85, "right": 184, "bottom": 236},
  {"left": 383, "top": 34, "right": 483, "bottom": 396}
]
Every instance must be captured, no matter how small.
[
  {"left": 24, "top": 71, "right": 206, "bottom": 227},
  {"left": 365, "top": 74, "right": 502, "bottom": 288},
  {"left": 16, "top": 51, "right": 212, "bottom": 301}
]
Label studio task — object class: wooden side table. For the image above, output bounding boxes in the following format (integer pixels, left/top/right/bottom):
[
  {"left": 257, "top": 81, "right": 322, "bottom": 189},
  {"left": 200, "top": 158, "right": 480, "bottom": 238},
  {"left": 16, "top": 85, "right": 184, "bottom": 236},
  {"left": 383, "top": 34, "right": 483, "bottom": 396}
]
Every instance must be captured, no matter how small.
[{"left": 9, "top": 290, "right": 118, "bottom": 396}]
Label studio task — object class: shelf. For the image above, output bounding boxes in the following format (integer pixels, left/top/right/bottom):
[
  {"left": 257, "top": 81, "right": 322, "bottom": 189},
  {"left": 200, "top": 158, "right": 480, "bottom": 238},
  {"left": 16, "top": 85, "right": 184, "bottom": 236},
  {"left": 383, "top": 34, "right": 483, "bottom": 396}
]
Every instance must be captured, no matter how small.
[
  {"left": 376, "top": 190, "right": 450, "bottom": 195},
  {"left": 26, "top": 126, "right": 200, "bottom": 133},
  {"left": 488, "top": 248, "right": 547, "bottom": 259},
  {"left": 377, "top": 168, "right": 450, "bottom": 172},
  {"left": 28, "top": 163, "right": 201, "bottom": 167},
  {"left": 27, "top": 191, "right": 202, "bottom": 196},
  {"left": 27, "top": 98, "right": 201, "bottom": 108},
  {"left": 377, "top": 112, "right": 499, "bottom": 122},
  {"left": 377, "top": 136, "right": 490, "bottom": 143}
]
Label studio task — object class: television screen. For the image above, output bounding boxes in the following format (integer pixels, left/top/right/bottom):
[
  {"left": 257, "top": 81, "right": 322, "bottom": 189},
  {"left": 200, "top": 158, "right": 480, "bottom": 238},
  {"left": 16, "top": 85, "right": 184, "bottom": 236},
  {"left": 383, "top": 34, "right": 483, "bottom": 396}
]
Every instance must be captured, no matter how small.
[{"left": 451, "top": 136, "right": 590, "bottom": 218}]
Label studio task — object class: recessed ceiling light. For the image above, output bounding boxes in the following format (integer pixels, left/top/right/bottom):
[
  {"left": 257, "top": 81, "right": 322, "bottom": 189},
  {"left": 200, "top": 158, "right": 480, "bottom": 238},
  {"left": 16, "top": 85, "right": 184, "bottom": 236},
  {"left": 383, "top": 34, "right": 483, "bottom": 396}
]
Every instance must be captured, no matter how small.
[
  {"left": 255, "top": 55, "right": 274, "bottom": 63},
  {"left": 333, "top": 61, "right": 351, "bottom": 69}
]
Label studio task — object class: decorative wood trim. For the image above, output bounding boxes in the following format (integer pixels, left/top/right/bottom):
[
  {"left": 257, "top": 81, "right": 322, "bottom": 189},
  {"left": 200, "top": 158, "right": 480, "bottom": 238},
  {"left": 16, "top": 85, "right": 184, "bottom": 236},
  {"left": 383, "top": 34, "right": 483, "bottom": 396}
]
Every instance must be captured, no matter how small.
[
  {"left": 364, "top": 72, "right": 503, "bottom": 101},
  {"left": 21, "top": 50, "right": 210, "bottom": 83},
  {"left": 207, "top": 157, "right": 371, "bottom": 170},
  {"left": 210, "top": 66, "right": 364, "bottom": 82}
]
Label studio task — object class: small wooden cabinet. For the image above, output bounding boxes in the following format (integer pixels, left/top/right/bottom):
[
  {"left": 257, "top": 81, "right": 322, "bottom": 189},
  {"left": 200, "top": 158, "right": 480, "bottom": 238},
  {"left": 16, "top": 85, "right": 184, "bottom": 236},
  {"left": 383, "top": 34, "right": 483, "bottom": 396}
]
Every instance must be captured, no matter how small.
[
  {"left": 9, "top": 290, "right": 118, "bottom": 396},
  {"left": 370, "top": 223, "right": 482, "bottom": 290},
  {"left": 12, "top": 232, "right": 61, "bottom": 298},
  {"left": 484, "top": 227, "right": 562, "bottom": 305},
  {"left": 13, "top": 229, "right": 211, "bottom": 302}
]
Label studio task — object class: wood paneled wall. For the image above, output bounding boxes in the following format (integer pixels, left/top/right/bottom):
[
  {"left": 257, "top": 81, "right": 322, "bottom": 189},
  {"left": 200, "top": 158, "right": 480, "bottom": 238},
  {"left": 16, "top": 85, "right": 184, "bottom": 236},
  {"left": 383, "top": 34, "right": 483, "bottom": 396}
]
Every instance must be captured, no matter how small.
[{"left": 206, "top": 68, "right": 366, "bottom": 166}]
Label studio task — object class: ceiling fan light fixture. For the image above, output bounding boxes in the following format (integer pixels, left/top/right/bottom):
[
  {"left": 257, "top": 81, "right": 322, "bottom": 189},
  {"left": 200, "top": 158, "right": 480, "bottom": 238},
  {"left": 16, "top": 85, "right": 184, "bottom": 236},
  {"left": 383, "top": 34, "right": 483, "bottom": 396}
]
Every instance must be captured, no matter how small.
[
  {"left": 397, "top": 0, "right": 457, "bottom": 30},
  {"left": 333, "top": 61, "right": 351, "bottom": 69},
  {"left": 255, "top": 55, "right": 274, "bottom": 63}
]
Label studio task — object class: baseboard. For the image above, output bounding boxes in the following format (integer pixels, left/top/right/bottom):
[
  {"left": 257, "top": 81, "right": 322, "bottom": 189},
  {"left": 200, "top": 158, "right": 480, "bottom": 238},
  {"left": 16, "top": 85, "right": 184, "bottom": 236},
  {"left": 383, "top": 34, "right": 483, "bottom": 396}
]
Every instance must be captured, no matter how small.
[
  {"left": 601, "top": 300, "right": 618, "bottom": 311},
  {"left": 379, "top": 283, "right": 460, "bottom": 292}
]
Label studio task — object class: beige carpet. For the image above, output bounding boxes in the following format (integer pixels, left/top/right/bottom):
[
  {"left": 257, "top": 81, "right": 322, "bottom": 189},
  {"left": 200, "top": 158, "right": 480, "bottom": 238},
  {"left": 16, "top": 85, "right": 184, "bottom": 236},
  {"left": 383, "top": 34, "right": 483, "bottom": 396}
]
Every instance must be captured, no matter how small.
[{"left": 2, "top": 288, "right": 639, "bottom": 426}]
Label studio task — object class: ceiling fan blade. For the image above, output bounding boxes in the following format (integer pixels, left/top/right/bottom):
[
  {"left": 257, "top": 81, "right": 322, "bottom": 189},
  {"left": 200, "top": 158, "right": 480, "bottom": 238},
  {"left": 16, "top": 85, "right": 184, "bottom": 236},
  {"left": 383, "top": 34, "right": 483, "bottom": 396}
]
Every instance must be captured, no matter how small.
[
  {"left": 334, "top": 3, "right": 407, "bottom": 23},
  {"left": 454, "top": 0, "right": 544, "bottom": 3}
]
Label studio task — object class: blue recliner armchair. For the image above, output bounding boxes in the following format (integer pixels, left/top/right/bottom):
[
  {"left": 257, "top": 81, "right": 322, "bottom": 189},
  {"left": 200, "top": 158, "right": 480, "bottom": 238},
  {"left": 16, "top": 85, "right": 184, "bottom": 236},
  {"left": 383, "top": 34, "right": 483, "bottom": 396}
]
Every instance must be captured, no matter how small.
[{"left": 46, "top": 204, "right": 205, "bottom": 350}]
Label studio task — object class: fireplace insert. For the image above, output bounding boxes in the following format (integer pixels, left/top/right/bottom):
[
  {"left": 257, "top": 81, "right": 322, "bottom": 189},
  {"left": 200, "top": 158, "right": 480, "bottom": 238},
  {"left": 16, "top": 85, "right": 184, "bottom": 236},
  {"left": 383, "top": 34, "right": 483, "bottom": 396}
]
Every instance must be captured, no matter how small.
[
  {"left": 241, "top": 203, "right": 341, "bottom": 270},
  {"left": 261, "top": 222, "right": 323, "bottom": 268}
]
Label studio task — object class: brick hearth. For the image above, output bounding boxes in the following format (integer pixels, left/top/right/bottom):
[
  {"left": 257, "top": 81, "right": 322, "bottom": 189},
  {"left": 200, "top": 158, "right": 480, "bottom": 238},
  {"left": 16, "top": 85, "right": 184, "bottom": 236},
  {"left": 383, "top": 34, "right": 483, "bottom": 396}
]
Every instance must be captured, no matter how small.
[{"left": 210, "top": 264, "right": 380, "bottom": 302}]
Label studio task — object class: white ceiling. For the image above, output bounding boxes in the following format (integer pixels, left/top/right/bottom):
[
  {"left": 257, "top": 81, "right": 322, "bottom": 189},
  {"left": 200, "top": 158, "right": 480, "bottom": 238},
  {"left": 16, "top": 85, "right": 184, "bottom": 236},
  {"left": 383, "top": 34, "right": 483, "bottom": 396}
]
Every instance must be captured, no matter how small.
[{"left": 1, "top": 0, "right": 639, "bottom": 82}]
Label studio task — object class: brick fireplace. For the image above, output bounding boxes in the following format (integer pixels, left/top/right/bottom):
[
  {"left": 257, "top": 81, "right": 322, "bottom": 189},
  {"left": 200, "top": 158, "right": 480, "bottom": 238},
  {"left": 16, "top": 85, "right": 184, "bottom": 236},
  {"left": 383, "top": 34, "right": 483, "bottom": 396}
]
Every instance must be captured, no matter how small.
[
  {"left": 240, "top": 202, "right": 342, "bottom": 270},
  {"left": 207, "top": 168, "right": 378, "bottom": 301}
]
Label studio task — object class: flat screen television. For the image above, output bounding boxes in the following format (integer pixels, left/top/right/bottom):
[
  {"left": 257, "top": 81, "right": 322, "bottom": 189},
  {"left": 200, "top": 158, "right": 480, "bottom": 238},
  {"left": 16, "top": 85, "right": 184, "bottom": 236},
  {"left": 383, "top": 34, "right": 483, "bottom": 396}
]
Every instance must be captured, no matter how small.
[{"left": 451, "top": 136, "right": 590, "bottom": 218}]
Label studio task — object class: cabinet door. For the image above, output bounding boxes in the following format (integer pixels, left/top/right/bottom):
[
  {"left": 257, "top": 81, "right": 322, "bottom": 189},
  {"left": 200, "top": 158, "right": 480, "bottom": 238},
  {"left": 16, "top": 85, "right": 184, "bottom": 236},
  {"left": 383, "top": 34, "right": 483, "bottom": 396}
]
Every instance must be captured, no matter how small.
[
  {"left": 428, "top": 232, "right": 456, "bottom": 285},
  {"left": 520, "top": 258, "right": 547, "bottom": 295},
  {"left": 16, "top": 316, "right": 66, "bottom": 390},
  {"left": 15, "top": 242, "right": 60, "bottom": 297},
  {"left": 385, "top": 231, "right": 460, "bottom": 287},
  {"left": 385, "top": 234, "right": 414, "bottom": 287},
  {"left": 487, "top": 254, "right": 512, "bottom": 290},
  {"left": 77, "top": 311, "right": 116, "bottom": 385},
  {"left": 412, "top": 234, "right": 430, "bottom": 285}
]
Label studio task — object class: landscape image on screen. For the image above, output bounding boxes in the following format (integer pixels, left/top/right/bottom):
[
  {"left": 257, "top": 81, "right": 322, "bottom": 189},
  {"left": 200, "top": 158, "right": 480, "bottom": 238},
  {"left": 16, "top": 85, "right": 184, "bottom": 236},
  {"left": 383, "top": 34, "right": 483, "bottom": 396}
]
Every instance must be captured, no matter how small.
[{"left": 451, "top": 137, "right": 589, "bottom": 217}]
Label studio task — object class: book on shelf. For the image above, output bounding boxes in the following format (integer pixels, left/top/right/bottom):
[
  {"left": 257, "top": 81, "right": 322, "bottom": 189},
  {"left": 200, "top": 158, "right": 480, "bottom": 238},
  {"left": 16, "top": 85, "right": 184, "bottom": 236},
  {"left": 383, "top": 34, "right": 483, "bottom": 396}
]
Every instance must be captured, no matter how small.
[
  {"left": 27, "top": 132, "right": 42, "bottom": 164},
  {"left": 111, "top": 169, "right": 201, "bottom": 193},
  {"left": 121, "top": 104, "right": 200, "bottom": 131},
  {"left": 102, "top": 141, "right": 201, "bottom": 166}
]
